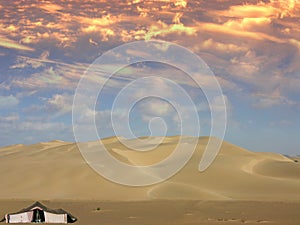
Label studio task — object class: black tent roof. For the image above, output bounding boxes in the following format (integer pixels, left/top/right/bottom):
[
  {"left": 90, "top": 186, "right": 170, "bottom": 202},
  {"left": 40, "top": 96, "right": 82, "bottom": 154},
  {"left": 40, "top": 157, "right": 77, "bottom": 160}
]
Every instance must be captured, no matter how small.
[{"left": 1, "top": 201, "right": 77, "bottom": 223}]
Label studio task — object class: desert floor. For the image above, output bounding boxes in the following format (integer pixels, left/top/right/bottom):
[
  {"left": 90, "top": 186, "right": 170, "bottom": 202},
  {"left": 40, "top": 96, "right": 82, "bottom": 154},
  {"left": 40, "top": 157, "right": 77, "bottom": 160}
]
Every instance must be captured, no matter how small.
[{"left": 1, "top": 200, "right": 300, "bottom": 225}]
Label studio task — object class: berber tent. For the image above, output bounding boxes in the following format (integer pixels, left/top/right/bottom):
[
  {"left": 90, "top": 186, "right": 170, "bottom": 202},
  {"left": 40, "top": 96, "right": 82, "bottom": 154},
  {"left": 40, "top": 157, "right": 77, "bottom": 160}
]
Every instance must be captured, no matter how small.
[{"left": 0, "top": 201, "right": 77, "bottom": 224}]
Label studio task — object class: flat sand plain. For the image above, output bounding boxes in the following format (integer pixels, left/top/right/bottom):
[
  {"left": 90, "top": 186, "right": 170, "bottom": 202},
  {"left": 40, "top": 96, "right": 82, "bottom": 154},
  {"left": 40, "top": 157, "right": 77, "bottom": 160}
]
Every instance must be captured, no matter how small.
[{"left": 1, "top": 200, "right": 300, "bottom": 225}]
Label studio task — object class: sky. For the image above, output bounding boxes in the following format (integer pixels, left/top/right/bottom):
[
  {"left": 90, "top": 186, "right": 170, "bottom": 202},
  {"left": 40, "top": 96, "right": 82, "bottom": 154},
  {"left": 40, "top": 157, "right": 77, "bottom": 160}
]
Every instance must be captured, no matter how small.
[{"left": 0, "top": 0, "right": 299, "bottom": 155}]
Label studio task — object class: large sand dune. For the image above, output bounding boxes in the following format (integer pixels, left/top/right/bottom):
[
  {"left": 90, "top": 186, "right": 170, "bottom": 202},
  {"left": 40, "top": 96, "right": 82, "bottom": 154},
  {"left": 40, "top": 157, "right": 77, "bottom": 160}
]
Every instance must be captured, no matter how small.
[{"left": 0, "top": 136, "right": 299, "bottom": 201}]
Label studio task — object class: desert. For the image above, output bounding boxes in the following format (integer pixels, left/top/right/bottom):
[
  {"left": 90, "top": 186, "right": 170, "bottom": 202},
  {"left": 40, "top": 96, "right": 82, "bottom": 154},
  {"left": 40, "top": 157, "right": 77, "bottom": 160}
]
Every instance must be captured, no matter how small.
[{"left": 0, "top": 136, "right": 299, "bottom": 224}]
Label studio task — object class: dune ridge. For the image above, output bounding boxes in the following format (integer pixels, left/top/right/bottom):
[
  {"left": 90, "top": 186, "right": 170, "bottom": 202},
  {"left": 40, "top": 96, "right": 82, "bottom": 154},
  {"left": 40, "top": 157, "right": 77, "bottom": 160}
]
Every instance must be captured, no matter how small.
[{"left": 0, "top": 136, "right": 299, "bottom": 201}]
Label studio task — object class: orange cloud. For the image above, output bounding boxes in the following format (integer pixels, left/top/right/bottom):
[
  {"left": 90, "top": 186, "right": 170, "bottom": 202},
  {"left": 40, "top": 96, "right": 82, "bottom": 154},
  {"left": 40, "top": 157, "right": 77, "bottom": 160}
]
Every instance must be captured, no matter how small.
[
  {"left": 213, "top": 0, "right": 300, "bottom": 19},
  {"left": 174, "top": 0, "right": 188, "bottom": 8},
  {"left": 198, "top": 21, "right": 285, "bottom": 43},
  {"left": 145, "top": 20, "right": 197, "bottom": 40},
  {"left": 219, "top": 17, "right": 272, "bottom": 33},
  {"left": 137, "top": 5, "right": 149, "bottom": 17},
  {"left": 172, "top": 12, "right": 183, "bottom": 24},
  {"left": 127, "top": 0, "right": 142, "bottom": 5},
  {"left": 215, "top": 4, "right": 279, "bottom": 18},
  {"left": 0, "top": 0, "right": 298, "bottom": 54},
  {"left": 0, "top": 0, "right": 193, "bottom": 48},
  {"left": 200, "top": 39, "right": 248, "bottom": 53},
  {"left": 78, "top": 14, "right": 120, "bottom": 27},
  {"left": 289, "top": 38, "right": 300, "bottom": 50},
  {"left": 0, "top": 36, "right": 34, "bottom": 51},
  {"left": 89, "top": 38, "right": 98, "bottom": 46},
  {"left": 270, "top": 0, "right": 300, "bottom": 18},
  {"left": 39, "top": 3, "right": 63, "bottom": 14}
]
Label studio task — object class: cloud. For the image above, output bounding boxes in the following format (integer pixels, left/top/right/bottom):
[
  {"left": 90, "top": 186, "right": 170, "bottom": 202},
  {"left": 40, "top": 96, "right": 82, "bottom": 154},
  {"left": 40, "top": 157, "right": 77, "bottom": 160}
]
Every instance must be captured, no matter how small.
[
  {"left": 0, "top": 113, "right": 19, "bottom": 122},
  {"left": 270, "top": 120, "right": 293, "bottom": 127},
  {"left": 8, "top": 60, "right": 89, "bottom": 91},
  {"left": 252, "top": 89, "right": 297, "bottom": 108},
  {"left": 221, "top": 47, "right": 300, "bottom": 109},
  {"left": 198, "top": 38, "right": 248, "bottom": 53},
  {"left": 213, "top": 4, "right": 280, "bottom": 18},
  {"left": 271, "top": 0, "right": 300, "bottom": 18},
  {"left": 39, "top": 3, "right": 63, "bottom": 14},
  {"left": 144, "top": 20, "right": 197, "bottom": 40},
  {"left": 174, "top": 0, "right": 188, "bottom": 8},
  {"left": 289, "top": 38, "right": 300, "bottom": 50},
  {"left": 137, "top": 97, "right": 174, "bottom": 121},
  {"left": 88, "top": 38, "right": 98, "bottom": 46},
  {"left": 18, "top": 121, "right": 68, "bottom": 132},
  {"left": 0, "top": 36, "right": 34, "bottom": 51},
  {"left": 10, "top": 51, "right": 49, "bottom": 69},
  {"left": 0, "top": 95, "right": 19, "bottom": 108},
  {"left": 197, "top": 21, "right": 284, "bottom": 43},
  {"left": 229, "top": 51, "right": 260, "bottom": 78},
  {"left": 84, "top": 28, "right": 115, "bottom": 42},
  {"left": 0, "top": 0, "right": 298, "bottom": 53},
  {"left": 11, "top": 67, "right": 71, "bottom": 90},
  {"left": 47, "top": 93, "right": 73, "bottom": 116},
  {"left": 210, "top": 94, "right": 231, "bottom": 113},
  {"left": 212, "top": 0, "right": 300, "bottom": 19},
  {"left": 0, "top": 0, "right": 299, "bottom": 151}
]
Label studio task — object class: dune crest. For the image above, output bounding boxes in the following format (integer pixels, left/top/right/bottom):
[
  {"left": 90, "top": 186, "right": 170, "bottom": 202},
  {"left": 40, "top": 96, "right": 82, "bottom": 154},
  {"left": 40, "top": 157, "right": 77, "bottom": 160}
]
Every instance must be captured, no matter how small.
[{"left": 0, "top": 136, "right": 299, "bottom": 201}]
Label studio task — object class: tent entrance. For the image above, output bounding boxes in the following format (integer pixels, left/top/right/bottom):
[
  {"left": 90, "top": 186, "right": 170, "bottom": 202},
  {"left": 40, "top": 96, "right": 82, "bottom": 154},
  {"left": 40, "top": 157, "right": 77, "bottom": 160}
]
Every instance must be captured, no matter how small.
[{"left": 32, "top": 209, "right": 45, "bottom": 223}]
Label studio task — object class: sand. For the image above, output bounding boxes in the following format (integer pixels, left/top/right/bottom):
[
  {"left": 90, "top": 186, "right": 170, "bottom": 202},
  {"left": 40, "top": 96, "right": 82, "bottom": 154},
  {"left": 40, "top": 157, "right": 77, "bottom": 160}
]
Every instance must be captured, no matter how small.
[
  {"left": 1, "top": 200, "right": 300, "bottom": 225},
  {"left": 0, "top": 136, "right": 299, "bottom": 224}
]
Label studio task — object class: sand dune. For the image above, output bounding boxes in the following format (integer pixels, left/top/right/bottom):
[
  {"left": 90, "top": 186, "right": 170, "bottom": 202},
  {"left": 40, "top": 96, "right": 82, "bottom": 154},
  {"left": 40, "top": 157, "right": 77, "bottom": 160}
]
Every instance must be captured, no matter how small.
[{"left": 0, "top": 136, "right": 299, "bottom": 201}]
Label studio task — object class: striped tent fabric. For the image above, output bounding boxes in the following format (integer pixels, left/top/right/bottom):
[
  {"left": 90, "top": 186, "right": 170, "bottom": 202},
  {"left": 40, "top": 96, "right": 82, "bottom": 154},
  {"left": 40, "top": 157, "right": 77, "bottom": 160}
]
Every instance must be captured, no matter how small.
[{"left": 1, "top": 202, "right": 77, "bottom": 224}]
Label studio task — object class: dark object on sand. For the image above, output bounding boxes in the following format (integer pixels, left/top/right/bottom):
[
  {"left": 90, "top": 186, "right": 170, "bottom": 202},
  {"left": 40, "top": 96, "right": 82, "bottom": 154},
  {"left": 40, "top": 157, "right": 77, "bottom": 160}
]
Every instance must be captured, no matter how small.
[{"left": 0, "top": 201, "right": 77, "bottom": 223}]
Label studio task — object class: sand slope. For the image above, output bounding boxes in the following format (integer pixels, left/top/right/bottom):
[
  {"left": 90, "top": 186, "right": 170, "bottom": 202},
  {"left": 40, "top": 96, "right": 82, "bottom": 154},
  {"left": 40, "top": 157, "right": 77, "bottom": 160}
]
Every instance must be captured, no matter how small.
[{"left": 0, "top": 136, "right": 299, "bottom": 201}]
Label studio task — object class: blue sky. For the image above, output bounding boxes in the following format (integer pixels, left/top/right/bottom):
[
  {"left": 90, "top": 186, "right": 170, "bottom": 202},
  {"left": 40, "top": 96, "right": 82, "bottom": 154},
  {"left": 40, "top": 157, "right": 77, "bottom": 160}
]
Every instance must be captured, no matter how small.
[{"left": 0, "top": 0, "right": 299, "bottom": 155}]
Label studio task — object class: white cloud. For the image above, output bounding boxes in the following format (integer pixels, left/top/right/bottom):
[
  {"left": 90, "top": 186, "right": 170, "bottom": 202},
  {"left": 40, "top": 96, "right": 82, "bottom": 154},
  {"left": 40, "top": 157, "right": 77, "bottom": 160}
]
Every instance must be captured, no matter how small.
[
  {"left": 10, "top": 55, "right": 45, "bottom": 69},
  {"left": 0, "top": 95, "right": 19, "bottom": 108},
  {"left": 0, "top": 113, "right": 19, "bottom": 122},
  {"left": 209, "top": 94, "right": 231, "bottom": 114},
  {"left": 137, "top": 98, "right": 173, "bottom": 121},
  {"left": 11, "top": 66, "right": 75, "bottom": 90},
  {"left": 47, "top": 93, "right": 73, "bottom": 116},
  {"left": 18, "top": 121, "right": 67, "bottom": 132},
  {"left": 252, "top": 91, "right": 297, "bottom": 108},
  {"left": 270, "top": 120, "right": 293, "bottom": 127}
]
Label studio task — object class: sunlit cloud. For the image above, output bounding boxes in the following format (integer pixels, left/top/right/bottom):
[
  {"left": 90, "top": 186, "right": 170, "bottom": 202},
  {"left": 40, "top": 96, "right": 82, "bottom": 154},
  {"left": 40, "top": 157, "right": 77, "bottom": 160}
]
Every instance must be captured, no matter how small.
[
  {"left": 78, "top": 14, "right": 121, "bottom": 27},
  {"left": 88, "top": 38, "right": 98, "bottom": 46},
  {"left": 174, "top": 0, "right": 188, "bottom": 8},
  {"left": 10, "top": 51, "right": 49, "bottom": 69},
  {"left": 0, "top": 0, "right": 197, "bottom": 47},
  {"left": 197, "top": 21, "right": 285, "bottom": 43},
  {"left": 213, "top": 0, "right": 300, "bottom": 19},
  {"left": 199, "top": 38, "right": 248, "bottom": 53},
  {"left": 39, "top": 3, "right": 63, "bottom": 14},
  {"left": 0, "top": 36, "right": 34, "bottom": 51},
  {"left": 145, "top": 21, "right": 197, "bottom": 40},
  {"left": 213, "top": 4, "right": 280, "bottom": 18},
  {"left": 270, "top": 0, "right": 300, "bottom": 18},
  {"left": 0, "top": 0, "right": 299, "bottom": 153},
  {"left": 289, "top": 38, "right": 300, "bottom": 50}
]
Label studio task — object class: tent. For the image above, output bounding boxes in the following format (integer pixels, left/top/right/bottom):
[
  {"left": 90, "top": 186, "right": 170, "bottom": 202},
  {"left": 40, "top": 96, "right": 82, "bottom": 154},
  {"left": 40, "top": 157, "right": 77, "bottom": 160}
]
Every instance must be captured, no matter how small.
[{"left": 1, "top": 201, "right": 77, "bottom": 224}]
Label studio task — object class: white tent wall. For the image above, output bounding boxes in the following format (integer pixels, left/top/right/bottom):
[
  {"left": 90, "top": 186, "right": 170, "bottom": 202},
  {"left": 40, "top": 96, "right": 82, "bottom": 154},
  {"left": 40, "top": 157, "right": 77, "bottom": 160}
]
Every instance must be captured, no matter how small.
[
  {"left": 2, "top": 202, "right": 76, "bottom": 223},
  {"left": 44, "top": 212, "right": 67, "bottom": 224},
  {"left": 7, "top": 211, "right": 33, "bottom": 223}
]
